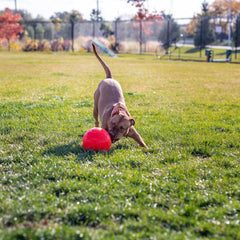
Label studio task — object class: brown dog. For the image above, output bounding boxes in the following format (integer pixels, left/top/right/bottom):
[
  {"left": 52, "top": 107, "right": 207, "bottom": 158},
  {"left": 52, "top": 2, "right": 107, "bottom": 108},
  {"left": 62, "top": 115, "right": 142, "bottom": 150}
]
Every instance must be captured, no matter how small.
[{"left": 92, "top": 43, "right": 148, "bottom": 148}]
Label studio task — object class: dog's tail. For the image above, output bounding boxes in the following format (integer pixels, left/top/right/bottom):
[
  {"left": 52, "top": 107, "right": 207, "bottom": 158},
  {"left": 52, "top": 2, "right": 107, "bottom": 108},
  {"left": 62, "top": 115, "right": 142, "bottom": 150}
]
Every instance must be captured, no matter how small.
[{"left": 92, "top": 43, "right": 112, "bottom": 79}]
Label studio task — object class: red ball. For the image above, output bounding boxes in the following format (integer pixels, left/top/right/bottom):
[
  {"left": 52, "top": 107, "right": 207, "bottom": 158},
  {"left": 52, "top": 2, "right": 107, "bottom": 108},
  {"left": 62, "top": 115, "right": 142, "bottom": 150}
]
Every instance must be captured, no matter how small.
[{"left": 83, "top": 127, "right": 111, "bottom": 151}]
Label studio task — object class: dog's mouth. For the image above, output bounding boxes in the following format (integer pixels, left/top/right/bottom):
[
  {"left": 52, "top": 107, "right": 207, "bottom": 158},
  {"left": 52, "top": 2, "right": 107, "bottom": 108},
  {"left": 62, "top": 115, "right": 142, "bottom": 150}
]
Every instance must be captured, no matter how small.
[
  {"left": 111, "top": 138, "right": 119, "bottom": 143},
  {"left": 108, "top": 131, "right": 120, "bottom": 143}
]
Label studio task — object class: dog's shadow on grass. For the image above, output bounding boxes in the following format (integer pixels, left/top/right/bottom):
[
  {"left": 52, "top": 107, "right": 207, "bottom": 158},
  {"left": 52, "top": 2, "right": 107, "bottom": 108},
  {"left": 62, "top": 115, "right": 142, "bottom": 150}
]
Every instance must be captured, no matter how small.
[{"left": 43, "top": 141, "right": 130, "bottom": 162}]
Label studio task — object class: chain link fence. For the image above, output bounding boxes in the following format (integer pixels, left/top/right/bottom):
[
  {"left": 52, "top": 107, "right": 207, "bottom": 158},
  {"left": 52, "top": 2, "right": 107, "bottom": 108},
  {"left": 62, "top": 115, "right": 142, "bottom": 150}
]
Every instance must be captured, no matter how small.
[{"left": 1, "top": 16, "right": 240, "bottom": 61}]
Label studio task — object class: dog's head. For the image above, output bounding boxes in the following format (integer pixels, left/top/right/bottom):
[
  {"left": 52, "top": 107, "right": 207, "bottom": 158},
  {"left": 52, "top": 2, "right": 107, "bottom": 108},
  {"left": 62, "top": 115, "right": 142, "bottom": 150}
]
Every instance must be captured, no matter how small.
[{"left": 108, "top": 103, "right": 135, "bottom": 143}]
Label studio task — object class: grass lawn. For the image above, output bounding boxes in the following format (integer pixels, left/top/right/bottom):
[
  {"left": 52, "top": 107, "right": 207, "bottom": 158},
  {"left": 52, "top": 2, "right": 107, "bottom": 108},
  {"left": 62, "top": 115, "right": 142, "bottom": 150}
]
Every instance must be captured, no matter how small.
[{"left": 0, "top": 51, "right": 239, "bottom": 239}]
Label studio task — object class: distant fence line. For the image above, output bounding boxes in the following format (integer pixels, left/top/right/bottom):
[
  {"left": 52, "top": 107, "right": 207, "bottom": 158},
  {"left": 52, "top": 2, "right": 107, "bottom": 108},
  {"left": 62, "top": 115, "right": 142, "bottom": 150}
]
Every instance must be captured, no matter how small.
[{"left": 0, "top": 16, "right": 240, "bottom": 58}]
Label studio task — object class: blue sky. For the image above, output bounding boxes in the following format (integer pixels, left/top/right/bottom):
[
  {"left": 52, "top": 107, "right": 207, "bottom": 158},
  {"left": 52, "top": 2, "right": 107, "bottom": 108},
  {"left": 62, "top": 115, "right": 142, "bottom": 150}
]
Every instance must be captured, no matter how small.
[{"left": 0, "top": 0, "right": 215, "bottom": 20}]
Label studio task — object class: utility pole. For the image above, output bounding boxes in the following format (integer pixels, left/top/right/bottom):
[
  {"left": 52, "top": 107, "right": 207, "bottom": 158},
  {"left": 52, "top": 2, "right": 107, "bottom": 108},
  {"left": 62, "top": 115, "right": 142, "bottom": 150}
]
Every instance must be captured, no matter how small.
[
  {"left": 228, "top": 0, "right": 232, "bottom": 46},
  {"left": 202, "top": 0, "right": 207, "bottom": 9},
  {"left": 170, "top": 0, "right": 173, "bottom": 15},
  {"left": 97, "top": 0, "right": 99, "bottom": 22},
  {"left": 14, "top": 0, "right": 17, "bottom": 12}
]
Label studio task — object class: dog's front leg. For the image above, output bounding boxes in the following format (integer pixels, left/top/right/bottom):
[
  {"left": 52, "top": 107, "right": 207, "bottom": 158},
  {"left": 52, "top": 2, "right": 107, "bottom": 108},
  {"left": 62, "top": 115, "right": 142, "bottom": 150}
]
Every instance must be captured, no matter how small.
[
  {"left": 127, "top": 127, "right": 148, "bottom": 148},
  {"left": 93, "top": 90, "right": 100, "bottom": 127}
]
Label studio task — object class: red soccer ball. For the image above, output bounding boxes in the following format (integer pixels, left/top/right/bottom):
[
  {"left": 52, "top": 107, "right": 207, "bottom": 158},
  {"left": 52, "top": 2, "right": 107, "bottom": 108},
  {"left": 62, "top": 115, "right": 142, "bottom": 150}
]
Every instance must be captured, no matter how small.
[{"left": 83, "top": 127, "right": 111, "bottom": 151}]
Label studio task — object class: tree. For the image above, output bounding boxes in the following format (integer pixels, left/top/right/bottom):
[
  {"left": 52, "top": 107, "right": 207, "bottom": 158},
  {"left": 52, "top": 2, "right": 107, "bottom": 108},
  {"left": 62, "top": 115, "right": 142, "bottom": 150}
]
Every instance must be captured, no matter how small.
[
  {"left": 51, "top": 11, "right": 84, "bottom": 22},
  {"left": 127, "top": 0, "right": 163, "bottom": 20},
  {"left": 209, "top": 0, "right": 240, "bottom": 16},
  {"left": 68, "top": 10, "right": 84, "bottom": 22},
  {"left": 127, "top": 0, "right": 164, "bottom": 53},
  {"left": 44, "top": 23, "right": 54, "bottom": 40},
  {"left": 17, "top": 9, "right": 33, "bottom": 21},
  {"left": 187, "top": 0, "right": 240, "bottom": 41},
  {"left": 186, "top": 17, "right": 198, "bottom": 37},
  {"left": 25, "top": 25, "right": 34, "bottom": 38},
  {"left": 50, "top": 11, "right": 83, "bottom": 40},
  {"left": 36, "top": 23, "right": 44, "bottom": 40},
  {"left": 0, "top": 8, "right": 23, "bottom": 51},
  {"left": 127, "top": 0, "right": 145, "bottom": 7},
  {"left": 50, "top": 12, "right": 69, "bottom": 22},
  {"left": 209, "top": 0, "right": 240, "bottom": 42},
  {"left": 233, "top": 15, "right": 240, "bottom": 47},
  {"left": 194, "top": 3, "right": 215, "bottom": 48},
  {"left": 90, "top": 8, "right": 114, "bottom": 38},
  {"left": 90, "top": 9, "right": 103, "bottom": 22},
  {"left": 100, "top": 23, "right": 114, "bottom": 38},
  {"left": 159, "top": 16, "right": 180, "bottom": 50}
]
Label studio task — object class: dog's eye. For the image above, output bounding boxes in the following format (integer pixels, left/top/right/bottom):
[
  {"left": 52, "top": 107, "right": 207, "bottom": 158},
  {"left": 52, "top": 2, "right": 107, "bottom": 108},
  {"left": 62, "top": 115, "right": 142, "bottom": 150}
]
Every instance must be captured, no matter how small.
[{"left": 120, "top": 126, "right": 124, "bottom": 131}]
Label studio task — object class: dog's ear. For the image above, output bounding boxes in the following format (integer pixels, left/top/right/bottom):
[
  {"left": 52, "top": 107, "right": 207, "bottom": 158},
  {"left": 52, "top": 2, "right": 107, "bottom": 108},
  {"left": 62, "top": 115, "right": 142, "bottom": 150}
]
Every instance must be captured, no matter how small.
[
  {"left": 130, "top": 118, "right": 135, "bottom": 126},
  {"left": 111, "top": 105, "right": 119, "bottom": 117}
]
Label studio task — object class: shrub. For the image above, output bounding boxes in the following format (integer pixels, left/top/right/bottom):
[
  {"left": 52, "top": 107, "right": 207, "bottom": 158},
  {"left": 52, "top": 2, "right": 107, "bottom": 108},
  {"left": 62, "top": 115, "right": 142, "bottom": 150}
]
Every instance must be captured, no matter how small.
[
  {"left": 62, "top": 39, "right": 71, "bottom": 52},
  {"left": 51, "top": 40, "right": 62, "bottom": 52},
  {"left": 22, "top": 40, "right": 38, "bottom": 51},
  {"left": 22, "top": 39, "right": 50, "bottom": 52}
]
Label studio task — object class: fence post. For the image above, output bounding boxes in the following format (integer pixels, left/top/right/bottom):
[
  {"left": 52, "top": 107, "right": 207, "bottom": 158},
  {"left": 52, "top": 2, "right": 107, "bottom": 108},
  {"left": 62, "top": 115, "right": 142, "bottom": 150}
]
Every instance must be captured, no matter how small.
[
  {"left": 92, "top": 21, "right": 95, "bottom": 38},
  {"left": 139, "top": 20, "right": 143, "bottom": 54},
  {"left": 200, "top": 18, "right": 203, "bottom": 58},
  {"left": 71, "top": 20, "right": 75, "bottom": 52},
  {"left": 115, "top": 20, "right": 118, "bottom": 47},
  {"left": 235, "top": 16, "right": 239, "bottom": 59},
  {"left": 33, "top": 22, "right": 37, "bottom": 41},
  {"left": 167, "top": 19, "right": 170, "bottom": 54}
]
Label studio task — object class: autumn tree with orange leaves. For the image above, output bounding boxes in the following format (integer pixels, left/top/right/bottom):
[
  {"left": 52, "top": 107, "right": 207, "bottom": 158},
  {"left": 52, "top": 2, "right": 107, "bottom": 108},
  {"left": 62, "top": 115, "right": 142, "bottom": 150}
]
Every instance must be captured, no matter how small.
[
  {"left": 186, "top": 0, "right": 240, "bottom": 42},
  {"left": 127, "top": 0, "right": 163, "bottom": 20},
  {"left": 209, "top": 0, "right": 240, "bottom": 16},
  {"left": 0, "top": 8, "right": 23, "bottom": 51},
  {"left": 127, "top": 0, "right": 164, "bottom": 53}
]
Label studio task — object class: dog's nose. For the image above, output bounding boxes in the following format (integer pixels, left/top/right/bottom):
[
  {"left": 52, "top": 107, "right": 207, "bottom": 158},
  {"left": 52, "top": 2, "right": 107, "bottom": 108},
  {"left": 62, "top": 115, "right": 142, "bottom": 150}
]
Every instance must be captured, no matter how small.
[
  {"left": 108, "top": 131, "right": 114, "bottom": 139},
  {"left": 109, "top": 131, "right": 117, "bottom": 143}
]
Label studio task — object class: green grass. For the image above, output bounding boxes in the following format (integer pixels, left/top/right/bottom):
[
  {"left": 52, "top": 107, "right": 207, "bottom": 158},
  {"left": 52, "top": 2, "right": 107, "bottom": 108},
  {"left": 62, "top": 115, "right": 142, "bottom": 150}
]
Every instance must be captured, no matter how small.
[{"left": 0, "top": 51, "right": 240, "bottom": 239}]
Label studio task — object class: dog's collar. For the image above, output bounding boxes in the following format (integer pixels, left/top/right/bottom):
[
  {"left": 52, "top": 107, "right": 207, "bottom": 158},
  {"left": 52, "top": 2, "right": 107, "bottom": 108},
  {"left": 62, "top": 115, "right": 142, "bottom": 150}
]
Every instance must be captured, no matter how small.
[
  {"left": 111, "top": 102, "right": 129, "bottom": 117},
  {"left": 111, "top": 105, "right": 119, "bottom": 116}
]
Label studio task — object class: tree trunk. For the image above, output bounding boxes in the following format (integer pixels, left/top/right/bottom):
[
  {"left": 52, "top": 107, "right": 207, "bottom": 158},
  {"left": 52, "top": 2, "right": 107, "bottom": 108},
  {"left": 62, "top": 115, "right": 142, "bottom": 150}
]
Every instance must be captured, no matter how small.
[{"left": 8, "top": 39, "right": 10, "bottom": 51}]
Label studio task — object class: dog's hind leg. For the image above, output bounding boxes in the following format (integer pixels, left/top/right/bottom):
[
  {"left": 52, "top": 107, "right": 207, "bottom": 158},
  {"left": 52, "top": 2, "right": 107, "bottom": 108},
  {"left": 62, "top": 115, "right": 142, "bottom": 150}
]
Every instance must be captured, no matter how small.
[{"left": 93, "top": 90, "right": 100, "bottom": 127}]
